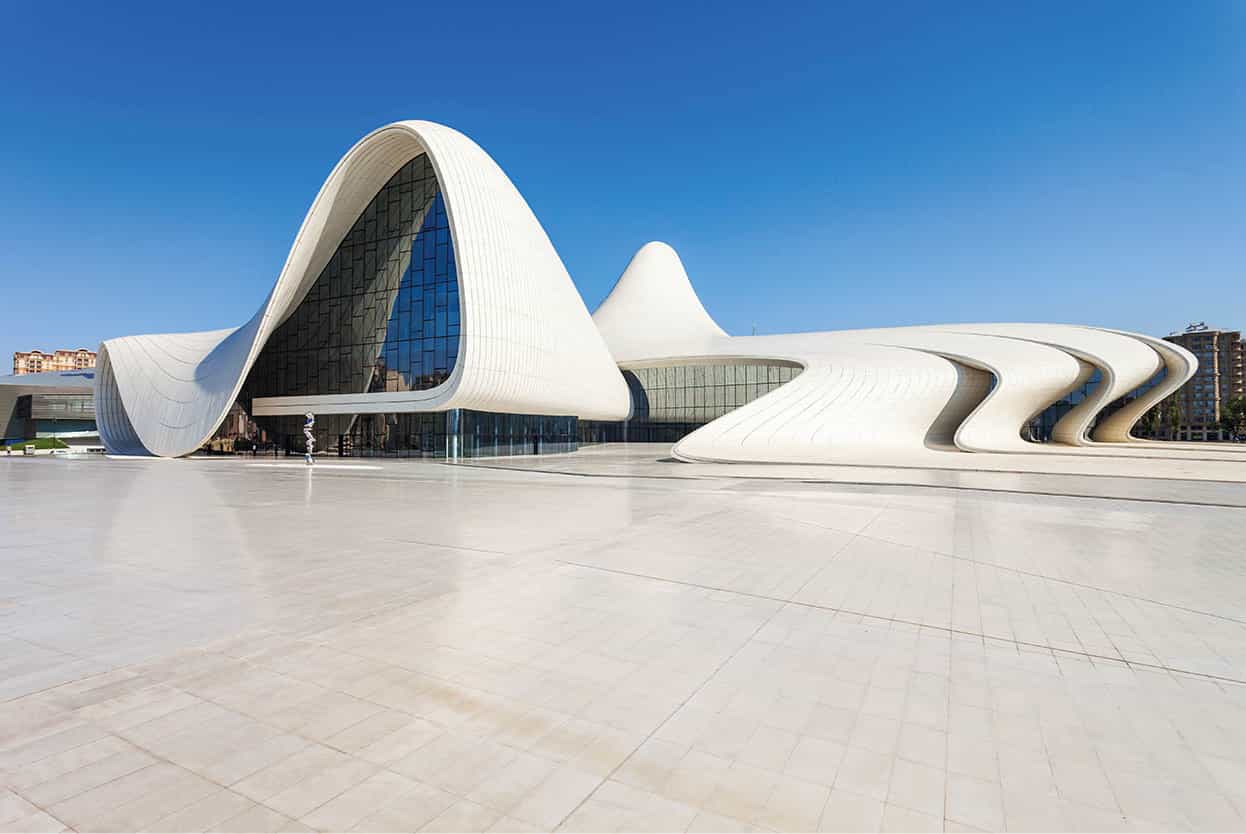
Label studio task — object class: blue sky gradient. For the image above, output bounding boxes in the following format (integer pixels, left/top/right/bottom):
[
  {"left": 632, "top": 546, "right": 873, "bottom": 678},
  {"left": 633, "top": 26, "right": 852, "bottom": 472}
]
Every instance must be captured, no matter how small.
[{"left": 1, "top": 1, "right": 1242, "bottom": 363}]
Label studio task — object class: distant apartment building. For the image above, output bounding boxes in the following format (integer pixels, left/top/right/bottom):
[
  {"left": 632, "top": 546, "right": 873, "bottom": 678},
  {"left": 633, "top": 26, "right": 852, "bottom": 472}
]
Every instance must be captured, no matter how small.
[
  {"left": 1161, "top": 323, "right": 1246, "bottom": 441},
  {"left": 12, "top": 348, "right": 96, "bottom": 376}
]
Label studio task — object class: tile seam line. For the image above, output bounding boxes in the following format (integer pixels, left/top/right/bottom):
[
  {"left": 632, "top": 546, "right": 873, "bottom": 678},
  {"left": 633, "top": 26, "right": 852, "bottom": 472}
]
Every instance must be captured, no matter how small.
[
  {"left": 382, "top": 536, "right": 510, "bottom": 556},
  {"left": 10, "top": 739, "right": 256, "bottom": 833},
  {"left": 447, "top": 462, "right": 1246, "bottom": 509},
  {"left": 453, "top": 457, "right": 1246, "bottom": 488},
  {"left": 0, "top": 765, "right": 74, "bottom": 831},
  {"left": 225, "top": 457, "right": 1246, "bottom": 509},
  {"left": 0, "top": 633, "right": 99, "bottom": 672},
  {"left": 555, "top": 560, "right": 1246, "bottom": 688},
  {"left": 768, "top": 512, "right": 876, "bottom": 830},
  {"left": 829, "top": 513, "right": 1246, "bottom": 629},
  {"left": 0, "top": 561, "right": 497, "bottom": 707},
  {"left": 551, "top": 520, "right": 875, "bottom": 831},
  {"left": 547, "top": 588, "right": 785, "bottom": 831},
  {"left": 41, "top": 661, "right": 490, "bottom": 830},
  {"left": 105, "top": 684, "right": 459, "bottom": 828},
  {"left": 233, "top": 459, "right": 1246, "bottom": 510}
]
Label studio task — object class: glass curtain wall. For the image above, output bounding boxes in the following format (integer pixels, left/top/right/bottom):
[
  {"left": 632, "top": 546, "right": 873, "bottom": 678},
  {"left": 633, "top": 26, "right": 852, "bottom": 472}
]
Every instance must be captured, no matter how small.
[
  {"left": 1026, "top": 368, "right": 1168, "bottom": 441},
  {"left": 580, "top": 362, "right": 802, "bottom": 444},
  {"left": 242, "top": 154, "right": 459, "bottom": 407},
  {"left": 254, "top": 410, "right": 576, "bottom": 459}
]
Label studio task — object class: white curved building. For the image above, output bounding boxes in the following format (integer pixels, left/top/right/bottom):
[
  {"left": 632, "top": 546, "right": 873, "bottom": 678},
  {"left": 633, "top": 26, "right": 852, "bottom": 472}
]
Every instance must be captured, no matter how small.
[
  {"left": 95, "top": 120, "right": 1224, "bottom": 465},
  {"left": 96, "top": 121, "right": 630, "bottom": 458}
]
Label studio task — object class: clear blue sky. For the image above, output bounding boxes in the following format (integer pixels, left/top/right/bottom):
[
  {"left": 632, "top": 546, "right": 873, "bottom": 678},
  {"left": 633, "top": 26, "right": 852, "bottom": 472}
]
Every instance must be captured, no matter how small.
[{"left": 1, "top": 1, "right": 1242, "bottom": 363}]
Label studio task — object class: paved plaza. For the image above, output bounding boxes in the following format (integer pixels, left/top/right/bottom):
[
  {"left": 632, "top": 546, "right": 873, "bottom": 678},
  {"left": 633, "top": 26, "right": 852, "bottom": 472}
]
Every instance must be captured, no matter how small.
[{"left": 2, "top": 446, "right": 1246, "bottom": 832}]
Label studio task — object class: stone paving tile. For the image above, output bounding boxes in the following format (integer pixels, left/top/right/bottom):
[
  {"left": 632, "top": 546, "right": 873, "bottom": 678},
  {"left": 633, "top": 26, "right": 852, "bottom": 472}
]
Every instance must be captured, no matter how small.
[
  {"left": 139, "top": 788, "right": 256, "bottom": 832},
  {"left": 1, "top": 451, "right": 1245, "bottom": 831},
  {"left": 419, "top": 799, "right": 502, "bottom": 832}
]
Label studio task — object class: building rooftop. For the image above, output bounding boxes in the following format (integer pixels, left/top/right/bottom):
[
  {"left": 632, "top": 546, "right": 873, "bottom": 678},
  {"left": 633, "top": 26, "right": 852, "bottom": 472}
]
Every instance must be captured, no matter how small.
[{"left": 1167, "top": 322, "right": 1241, "bottom": 337}]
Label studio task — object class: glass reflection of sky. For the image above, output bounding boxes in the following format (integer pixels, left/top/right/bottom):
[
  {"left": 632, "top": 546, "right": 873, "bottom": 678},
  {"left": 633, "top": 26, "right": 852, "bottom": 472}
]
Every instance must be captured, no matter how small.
[{"left": 378, "top": 191, "right": 459, "bottom": 392}]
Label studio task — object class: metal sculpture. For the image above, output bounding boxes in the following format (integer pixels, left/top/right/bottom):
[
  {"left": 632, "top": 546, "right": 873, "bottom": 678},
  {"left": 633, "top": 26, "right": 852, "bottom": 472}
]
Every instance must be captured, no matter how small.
[{"left": 303, "top": 412, "right": 315, "bottom": 465}]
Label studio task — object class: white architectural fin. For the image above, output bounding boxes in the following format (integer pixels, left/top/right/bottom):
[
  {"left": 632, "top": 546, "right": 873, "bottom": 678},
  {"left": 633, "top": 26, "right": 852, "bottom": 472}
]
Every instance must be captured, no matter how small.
[{"left": 593, "top": 241, "right": 726, "bottom": 362}]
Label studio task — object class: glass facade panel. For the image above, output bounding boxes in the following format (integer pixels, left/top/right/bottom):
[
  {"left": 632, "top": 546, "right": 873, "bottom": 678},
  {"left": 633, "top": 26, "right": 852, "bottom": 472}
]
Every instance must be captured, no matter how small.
[
  {"left": 242, "top": 154, "right": 458, "bottom": 404},
  {"left": 252, "top": 409, "right": 576, "bottom": 459},
  {"left": 1026, "top": 368, "right": 1167, "bottom": 442},
  {"left": 7, "top": 394, "right": 98, "bottom": 441},
  {"left": 579, "top": 361, "right": 801, "bottom": 445},
  {"left": 231, "top": 155, "right": 576, "bottom": 459},
  {"left": 28, "top": 393, "right": 95, "bottom": 421},
  {"left": 1027, "top": 369, "right": 1101, "bottom": 441}
]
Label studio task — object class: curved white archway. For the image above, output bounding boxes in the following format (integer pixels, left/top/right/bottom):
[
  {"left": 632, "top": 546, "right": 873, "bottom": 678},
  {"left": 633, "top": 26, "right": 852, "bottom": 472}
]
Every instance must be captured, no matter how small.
[{"left": 96, "top": 121, "right": 630, "bottom": 457}]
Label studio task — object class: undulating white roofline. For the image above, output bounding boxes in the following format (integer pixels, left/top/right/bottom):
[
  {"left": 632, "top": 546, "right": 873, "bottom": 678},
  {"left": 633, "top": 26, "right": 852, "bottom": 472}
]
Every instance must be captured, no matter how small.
[
  {"left": 94, "top": 120, "right": 1222, "bottom": 465},
  {"left": 589, "top": 242, "right": 1215, "bottom": 466},
  {"left": 95, "top": 121, "right": 631, "bottom": 457}
]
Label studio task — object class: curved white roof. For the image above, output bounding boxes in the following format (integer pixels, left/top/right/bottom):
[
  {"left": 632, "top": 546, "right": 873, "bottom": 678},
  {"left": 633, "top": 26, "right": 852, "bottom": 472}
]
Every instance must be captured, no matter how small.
[
  {"left": 95, "top": 121, "right": 631, "bottom": 457},
  {"left": 592, "top": 241, "right": 726, "bottom": 361},
  {"left": 94, "top": 122, "right": 1227, "bottom": 467}
]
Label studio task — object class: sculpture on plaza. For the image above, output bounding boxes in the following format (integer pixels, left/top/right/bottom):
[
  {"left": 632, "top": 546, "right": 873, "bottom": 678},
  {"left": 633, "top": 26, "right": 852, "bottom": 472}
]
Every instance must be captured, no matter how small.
[{"left": 303, "top": 412, "right": 315, "bottom": 465}]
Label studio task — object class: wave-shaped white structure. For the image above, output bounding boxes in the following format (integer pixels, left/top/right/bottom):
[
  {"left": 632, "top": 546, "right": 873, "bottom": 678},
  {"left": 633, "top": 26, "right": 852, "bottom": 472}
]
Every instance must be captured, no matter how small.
[
  {"left": 95, "top": 121, "right": 1220, "bottom": 465},
  {"left": 96, "top": 121, "right": 631, "bottom": 457},
  {"left": 591, "top": 241, "right": 1218, "bottom": 466}
]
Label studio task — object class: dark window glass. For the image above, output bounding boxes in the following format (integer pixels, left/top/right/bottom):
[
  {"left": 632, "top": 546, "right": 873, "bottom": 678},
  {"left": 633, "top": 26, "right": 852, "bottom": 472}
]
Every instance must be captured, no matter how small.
[
  {"left": 241, "top": 154, "right": 458, "bottom": 406},
  {"left": 579, "top": 362, "right": 802, "bottom": 445},
  {"left": 246, "top": 409, "right": 578, "bottom": 459}
]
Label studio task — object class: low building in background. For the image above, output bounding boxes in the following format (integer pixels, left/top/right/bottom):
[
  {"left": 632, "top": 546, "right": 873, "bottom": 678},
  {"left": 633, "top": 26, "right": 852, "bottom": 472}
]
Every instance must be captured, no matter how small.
[
  {"left": 0, "top": 369, "right": 97, "bottom": 447},
  {"left": 12, "top": 348, "right": 96, "bottom": 376},
  {"left": 1160, "top": 323, "right": 1246, "bottom": 441},
  {"left": 4, "top": 350, "right": 100, "bottom": 446}
]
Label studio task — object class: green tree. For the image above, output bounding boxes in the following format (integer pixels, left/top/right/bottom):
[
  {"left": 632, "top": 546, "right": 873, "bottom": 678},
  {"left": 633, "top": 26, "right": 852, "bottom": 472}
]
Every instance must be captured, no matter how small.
[{"left": 1221, "top": 396, "right": 1246, "bottom": 439}]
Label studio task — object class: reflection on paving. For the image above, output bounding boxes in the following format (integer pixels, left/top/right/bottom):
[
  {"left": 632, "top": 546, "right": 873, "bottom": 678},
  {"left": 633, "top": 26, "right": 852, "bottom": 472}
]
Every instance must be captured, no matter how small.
[
  {"left": 469, "top": 444, "right": 1246, "bottom": 506},
  {"left": 2, "top": 450, "right": 1245, "bottom": 832}
]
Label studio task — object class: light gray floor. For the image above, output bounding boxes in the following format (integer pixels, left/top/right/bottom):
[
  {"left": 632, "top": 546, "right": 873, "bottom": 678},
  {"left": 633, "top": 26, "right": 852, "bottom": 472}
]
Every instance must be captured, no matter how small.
[{"left": 2, "top": 447, "right": 1245, "bottom": 832}]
